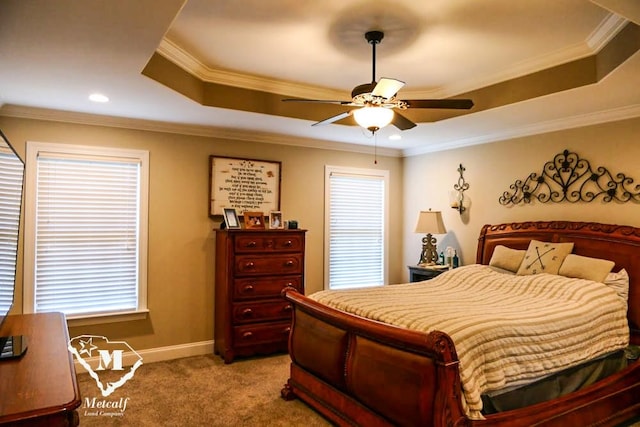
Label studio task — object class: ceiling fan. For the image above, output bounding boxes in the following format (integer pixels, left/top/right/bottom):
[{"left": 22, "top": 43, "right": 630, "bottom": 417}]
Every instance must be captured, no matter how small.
[{"left": 283, "top": 30, "right": 474, "bottom": 133}]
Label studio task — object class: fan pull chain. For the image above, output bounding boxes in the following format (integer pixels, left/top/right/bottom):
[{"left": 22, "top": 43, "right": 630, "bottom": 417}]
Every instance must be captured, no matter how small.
[{"left": 374, "top": 132, "right": 378, "bottom": 164}]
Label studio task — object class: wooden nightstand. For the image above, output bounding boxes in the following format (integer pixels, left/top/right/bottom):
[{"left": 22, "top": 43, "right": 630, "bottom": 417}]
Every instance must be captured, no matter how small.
[{"left": 408, "top": 265, "right": 448, "bottom": 282}]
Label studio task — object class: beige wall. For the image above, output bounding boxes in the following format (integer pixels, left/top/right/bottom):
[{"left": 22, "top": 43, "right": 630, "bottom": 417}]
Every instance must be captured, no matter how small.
[
  {"left": 2, "top": 114, "right": 638, "bottom": 351},
  {"left": 403, "top": 116, "right": 640, "bottom": 280},
  {"left": 0, "top": 116, "right": 404, "bottom": 351}
]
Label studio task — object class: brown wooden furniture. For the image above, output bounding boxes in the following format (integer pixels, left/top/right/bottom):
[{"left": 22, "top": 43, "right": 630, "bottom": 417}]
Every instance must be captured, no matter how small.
[
  {"left": 0, "top": 312, "right": 81, "bottom": 426},
  {"left": 215, "top": 228, "right": 306, "bottom": 363},
  {"left": 281, "top": 221, "right": 640, "bottom": 427},
  {"left": 407, "top": 265, "right": 448, "bottom": 282}
]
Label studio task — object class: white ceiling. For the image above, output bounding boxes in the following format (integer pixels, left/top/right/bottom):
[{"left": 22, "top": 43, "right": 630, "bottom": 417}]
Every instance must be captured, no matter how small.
[{"left": 0, "top": 0, "right": 639, "bottom": 157}]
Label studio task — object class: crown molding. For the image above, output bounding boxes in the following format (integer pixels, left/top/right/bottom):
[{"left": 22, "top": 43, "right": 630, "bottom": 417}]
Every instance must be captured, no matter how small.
[
  {"left": 159, "top": 14, "right": 627, "bottom": 101},
  {"left": 5, "top": 103, "right": 637, "bottom": 160},
  {"left": 587, "top": 12, "right": 629, "bottom": 50},
  {"left": 3, "top": 103, "right": 638, "bottom": 160},
  {"left": 402, "top": 103, "right": 640, "bottom": 157},
  {"left": 404, "top": 14, "right": 628, "bottom": 99},
  {"left": 0, "top": 104, "right": 402, "bottom": 157},
  {"left": 157, "top": 38, "right": 347, "bottom": 100},
  {"left": 401, "top": 40, "right": 595, "bottom": 99}
]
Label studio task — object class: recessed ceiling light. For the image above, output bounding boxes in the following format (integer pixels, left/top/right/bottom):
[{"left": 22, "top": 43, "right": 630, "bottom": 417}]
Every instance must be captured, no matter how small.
[
  {"left": 389, "top": 134, "right": 402, "bottom": 140},
  {"left": 89, "top": 93, "right": 109, "bottom": 103}
]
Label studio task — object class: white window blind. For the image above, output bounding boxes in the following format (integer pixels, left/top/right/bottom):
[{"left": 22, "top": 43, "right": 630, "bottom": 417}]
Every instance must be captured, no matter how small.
[
  {"left": 325, "top": 166, "right": 388, "bottom": 290},
  {"left": 0, "top": 147, "right": 23, "bottom": 313},
  {"left": 24, "top": 143, "right": 148, "bottom": 319}
]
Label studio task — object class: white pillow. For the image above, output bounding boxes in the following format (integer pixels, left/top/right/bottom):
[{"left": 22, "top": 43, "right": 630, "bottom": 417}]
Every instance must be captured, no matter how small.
[
  {"left": 489, "top": 245, "right": 525, "bottom": 273},
  {"left": 604, "top": 268, "right": 629, "bottom": 303},
  {"left": 516, "top": 240, "right": 574, "bottom": 276},
  {"left": 558, "top": 254, "right": 615, "bottom": 283}
]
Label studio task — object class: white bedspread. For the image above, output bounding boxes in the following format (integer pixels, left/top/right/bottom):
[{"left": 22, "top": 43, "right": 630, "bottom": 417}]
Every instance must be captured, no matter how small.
[{"left": 309, "top": 264, "right": 630, "bottom": 419}]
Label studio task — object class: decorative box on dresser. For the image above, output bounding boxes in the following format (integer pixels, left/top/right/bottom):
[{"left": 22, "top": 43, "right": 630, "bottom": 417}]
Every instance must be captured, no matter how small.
[{"left": 214, "top": 229, "right": 306, "bottom": 363}]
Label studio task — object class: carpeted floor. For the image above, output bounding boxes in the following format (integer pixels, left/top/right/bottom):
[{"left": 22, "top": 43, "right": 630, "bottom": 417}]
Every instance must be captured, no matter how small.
[
  {"left": 76, "top": 352, "right": 640, "bottom": 427},
  {"left": 76, "top": 353, "right": 331, "bottom": 426}
]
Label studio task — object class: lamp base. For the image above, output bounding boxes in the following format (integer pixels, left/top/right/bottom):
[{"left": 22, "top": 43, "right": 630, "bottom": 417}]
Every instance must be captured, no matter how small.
[{"left": 418, "top": 233, "right": 439, "bottom": 265}]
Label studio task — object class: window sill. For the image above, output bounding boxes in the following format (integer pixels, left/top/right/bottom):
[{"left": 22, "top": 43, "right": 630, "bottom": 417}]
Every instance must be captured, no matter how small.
[{"left": 67, "top": 309, "right": 150, "bottom": 327}]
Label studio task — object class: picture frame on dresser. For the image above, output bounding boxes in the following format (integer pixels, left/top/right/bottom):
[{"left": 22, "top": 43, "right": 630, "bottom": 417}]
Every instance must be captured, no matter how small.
[
  {"left": 222, "top": 208, "right": 240, "bottom": 229},
  {"left": 269, "top": 211, "right": 283, "bottom": 229},
  {"left": 244, "top": 211, "right": 265, "bottom": 229}
]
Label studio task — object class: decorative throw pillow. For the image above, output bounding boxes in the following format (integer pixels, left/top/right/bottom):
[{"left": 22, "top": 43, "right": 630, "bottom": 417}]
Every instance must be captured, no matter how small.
[
  {"left": 604, "top": 268, "right": 629, "bottom": 303},
  {"left": 489, "top": 245, "right": 526, "bottom": 273},
  {"left": 516, "top": 240, "right": 574, "bottom": 276},
  {"left": 558, "top": 254, "right": 615, "bottom": 283}
]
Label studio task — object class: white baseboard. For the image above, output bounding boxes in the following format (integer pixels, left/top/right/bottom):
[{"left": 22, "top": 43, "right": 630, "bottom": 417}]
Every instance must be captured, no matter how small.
[{"left": 72, "top": 339, "right": 215, "bottom": 372}]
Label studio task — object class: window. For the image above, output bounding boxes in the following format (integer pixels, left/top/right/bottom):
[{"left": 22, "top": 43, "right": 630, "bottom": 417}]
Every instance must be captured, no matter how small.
[
  {"left": 0, "top": 143, "right": 23, "bottom": 314},
  {"left": 23, "top": 142, "right": 149, "bottom": 321},
  {"left": 324, "top": 166, "right": 389, "bottom": 290}
]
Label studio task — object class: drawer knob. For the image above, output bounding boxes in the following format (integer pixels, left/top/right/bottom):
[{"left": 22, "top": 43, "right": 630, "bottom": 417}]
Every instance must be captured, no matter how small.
[
  {"left": 242, "top": 284, "right": 255, "bottom": 293},
  {"left": 241, "top": 308, "right": 254, "bottom": 318},
  {"left": 283, "top": 305, "right": 292, "bottom": 312},
  {"left": 244, "top": 262, "right": 255, "bottom": 269},
  {"left": 283, "top": 240, "right": 293, "bottom": 247},
  {"left": 283, "top": 327, "right": 291, "bottom": 334},
  {"left": 246, "top": 241, "right": 257, "bottom": 248},
  {"left": 242, "top": 331, "right": 254, "bottom": 340},
  {"left": 284, "top": 260, "right": 294, "bottom": 267}
]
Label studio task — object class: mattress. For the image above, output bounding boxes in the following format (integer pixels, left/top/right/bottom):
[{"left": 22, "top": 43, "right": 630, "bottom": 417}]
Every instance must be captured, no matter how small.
[{"left": 309, "top": 264, "right": 630, "bottom": 419}]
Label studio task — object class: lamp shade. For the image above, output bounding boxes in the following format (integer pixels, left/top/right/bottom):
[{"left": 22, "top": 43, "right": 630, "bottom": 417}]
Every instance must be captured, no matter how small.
[
  {"left": 353, "top": 106, "right": 394, "bottom": 131},
  {"left": 414, "top": 210, "right": 447, "bottom": 234}
]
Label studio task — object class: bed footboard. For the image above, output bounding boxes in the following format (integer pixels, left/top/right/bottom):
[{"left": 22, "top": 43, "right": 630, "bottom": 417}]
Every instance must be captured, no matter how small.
[
  {"left": 281, "top": 287, "right": 640, "bottom": 427},
  {"left": 281, "top": 287, "right": 468, "bottom": 427}
]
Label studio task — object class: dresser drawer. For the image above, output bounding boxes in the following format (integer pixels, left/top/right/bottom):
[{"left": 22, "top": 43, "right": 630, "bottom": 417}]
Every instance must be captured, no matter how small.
[
  {"left": 235, "top": 254, "right": 303, "bottom": 275},
  {"left": 234, "top": 234, "right": 304, "bottom": 253},
  {"left": 215, "top": 229, "right": 305, "bottom": 363},
  {"left": 232, "top": 300, "right": 292, "bottom": 324},
  {"left": 233, "top": 322, "right": 291, "bottom": 347},
  {"left": 233, "top": 276, "right": 302, "bottom": 300}
]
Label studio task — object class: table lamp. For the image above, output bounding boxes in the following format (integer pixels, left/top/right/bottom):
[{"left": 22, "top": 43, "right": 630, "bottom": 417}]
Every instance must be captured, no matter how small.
[{"left": 414, "top": 210, "right": 447, "bottom": 265}]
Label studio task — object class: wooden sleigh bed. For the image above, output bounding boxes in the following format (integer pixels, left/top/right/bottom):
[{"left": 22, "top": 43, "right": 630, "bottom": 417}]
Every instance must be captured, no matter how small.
[{"left": 280, "top": 221, "right": 640, "bottom": 427}]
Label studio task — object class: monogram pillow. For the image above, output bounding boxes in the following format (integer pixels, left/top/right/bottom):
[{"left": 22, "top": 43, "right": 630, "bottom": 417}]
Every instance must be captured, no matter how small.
[{"left": 516, "top": 240, "right": 574, "bottom": 276}]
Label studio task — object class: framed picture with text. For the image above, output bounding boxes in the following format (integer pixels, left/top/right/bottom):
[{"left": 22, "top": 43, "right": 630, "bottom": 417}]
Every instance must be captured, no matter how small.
[{"left": 209, "top": 156, "right": 281, "bottom": 218}]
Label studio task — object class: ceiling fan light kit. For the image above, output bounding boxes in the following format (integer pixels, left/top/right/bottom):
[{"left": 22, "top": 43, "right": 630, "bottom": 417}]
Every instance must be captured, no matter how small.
[
  {"left": 282, "top": 30, "right": 474, "bottom": 134},
  {"left": 353, "top": 106, "right": 394, "bottom": 132}
]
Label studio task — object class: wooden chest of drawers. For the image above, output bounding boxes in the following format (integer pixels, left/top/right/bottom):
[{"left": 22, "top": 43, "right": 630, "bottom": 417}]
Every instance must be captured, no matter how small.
[{"left": 214, "top": 229, "right": 306, "bottom": 363}]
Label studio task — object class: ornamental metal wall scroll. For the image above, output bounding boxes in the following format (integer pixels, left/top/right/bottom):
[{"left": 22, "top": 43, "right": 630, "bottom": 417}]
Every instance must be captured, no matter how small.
[
  {"left": 499, "top": 149, "right": 640, "bottom": 205},
  {"left": 451, "top": 164, "right": 469, "bottom": 214}
]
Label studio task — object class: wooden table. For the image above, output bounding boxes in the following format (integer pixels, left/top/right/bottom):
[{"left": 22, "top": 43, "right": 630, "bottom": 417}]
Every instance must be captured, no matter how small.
[
  {"left": 407, "top": 265, "right": 448, "bottom": 282},
  {"left": 0, "top": 313, "right": 81, "bottom": 426}
]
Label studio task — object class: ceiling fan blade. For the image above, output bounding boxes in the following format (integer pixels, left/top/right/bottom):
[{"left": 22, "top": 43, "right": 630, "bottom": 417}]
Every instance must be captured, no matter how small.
[
  {"left": 312, "top": 111, "right": 352, "bottom": 126},
  {"left": 372, "top": 78, "right": 405, "bottom": 99},
  {"left": 404, "top": 99, "right": 474, "bottom": 109},
  {"left": 282, "top": 98, "right": 353, "bottom": 105},
  {"left": 391, "top": 111, "right": 416, "bottom": 131}
]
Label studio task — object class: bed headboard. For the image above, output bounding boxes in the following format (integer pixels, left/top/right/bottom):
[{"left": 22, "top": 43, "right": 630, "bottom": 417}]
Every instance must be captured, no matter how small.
[{"left": 476, "top": 221, "right": 640, "bottom": 335}]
